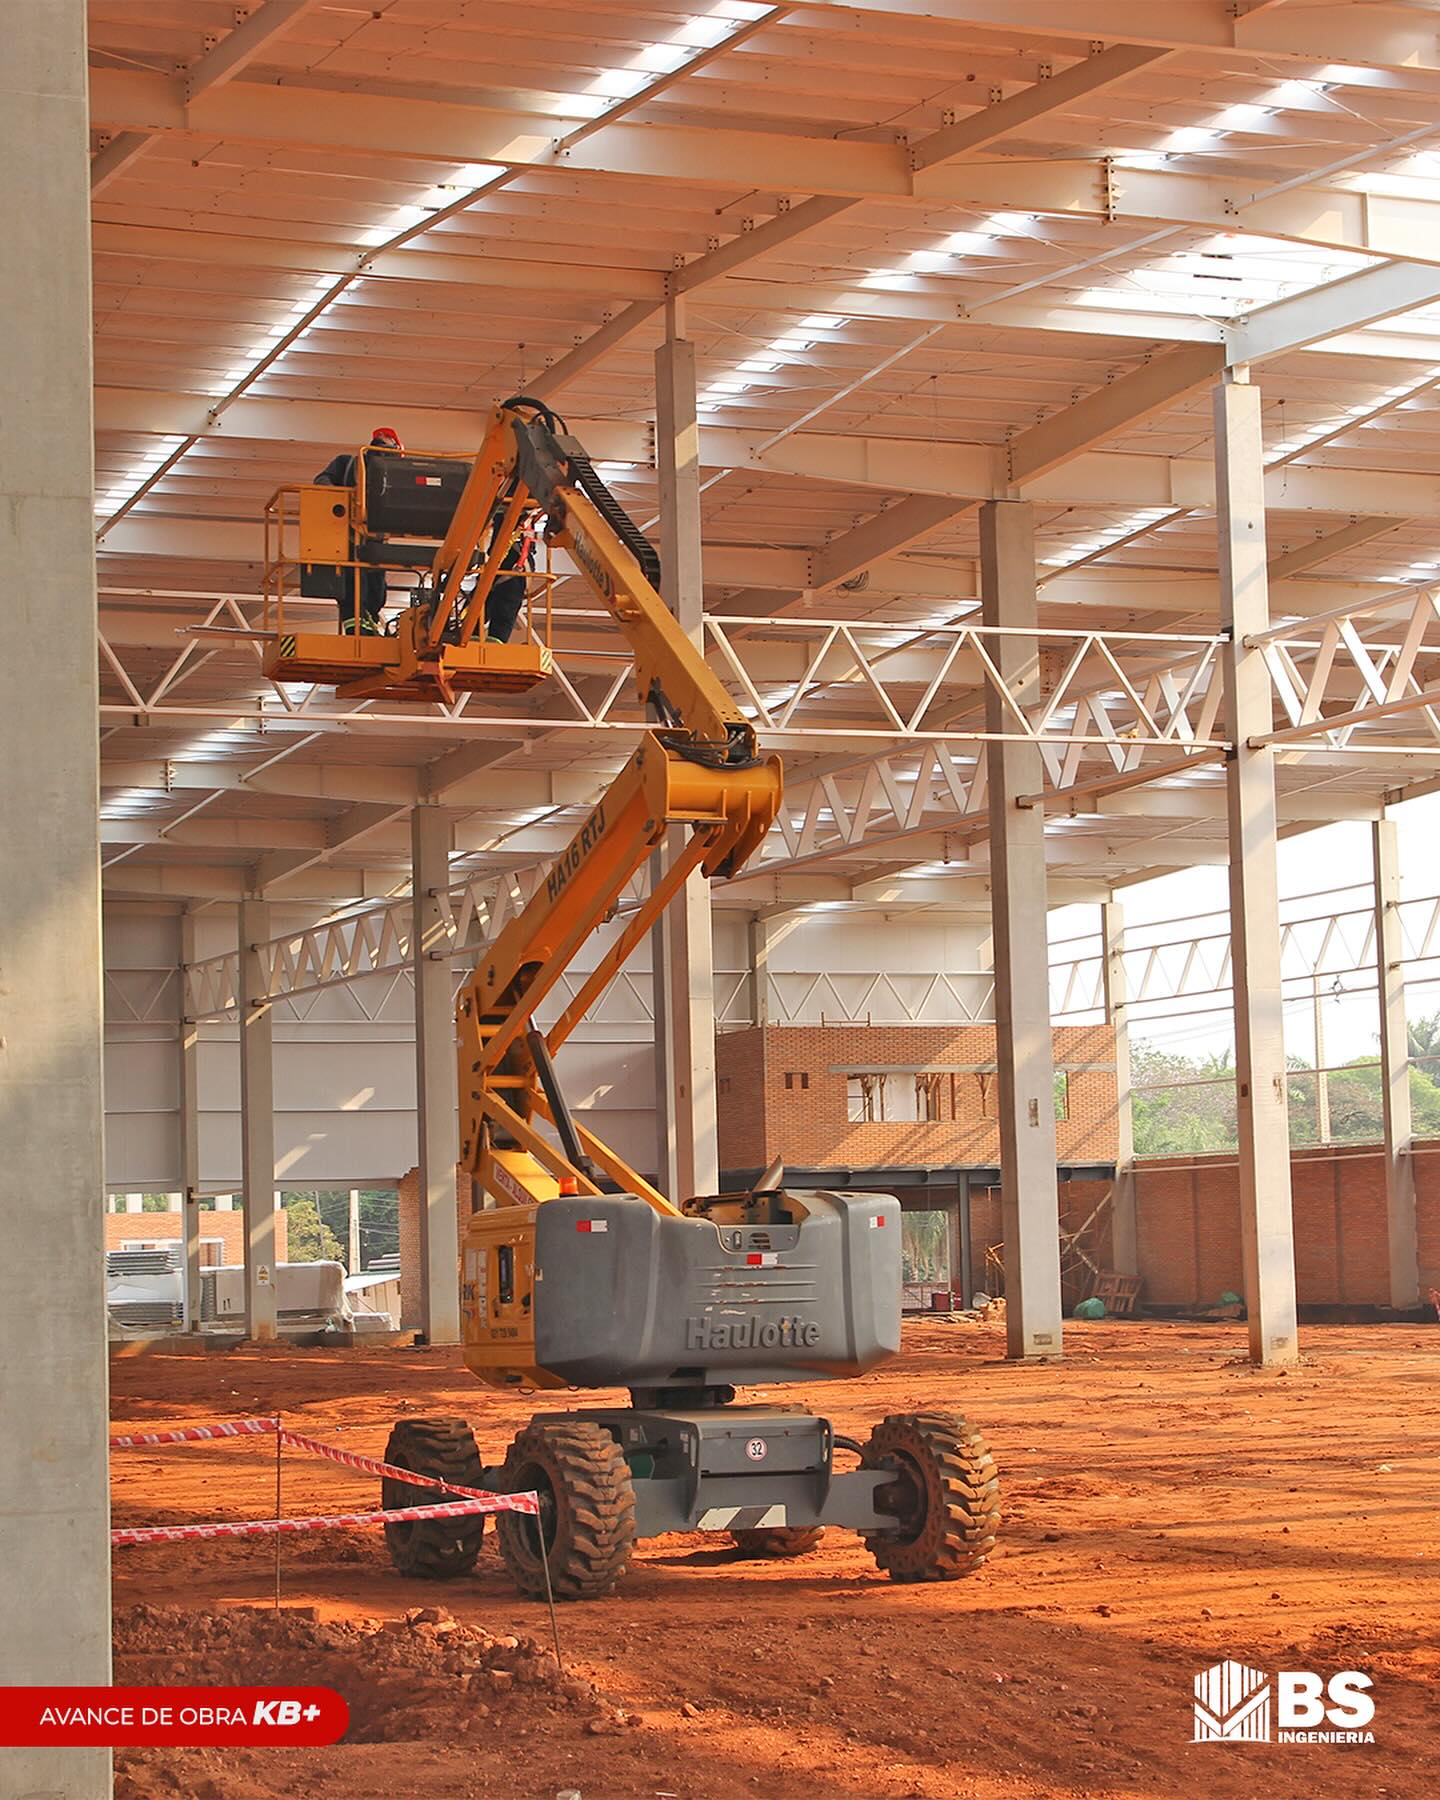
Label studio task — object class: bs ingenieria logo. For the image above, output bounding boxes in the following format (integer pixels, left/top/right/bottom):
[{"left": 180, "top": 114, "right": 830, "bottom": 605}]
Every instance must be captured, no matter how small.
[{"left": 1193, "top": 1660, "right": 1376, "bottom": 1744}]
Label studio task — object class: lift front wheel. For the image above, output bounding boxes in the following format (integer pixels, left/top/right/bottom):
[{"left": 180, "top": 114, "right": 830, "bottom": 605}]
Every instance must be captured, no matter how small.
[
  {"left": 381, "top": 1416, "right": 486, "bottom": 1580},
  {"left": 496, "top": 1420, "right": 636, "bottom": 1601},
  {"left": 861, "top": 1411, "right": 1000, "bottom": 1583}
]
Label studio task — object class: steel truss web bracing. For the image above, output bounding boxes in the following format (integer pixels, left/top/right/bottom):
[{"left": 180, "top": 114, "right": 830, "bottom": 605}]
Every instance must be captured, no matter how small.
[
  {"left": 98, "top": 608, "right": 1228, "bottom": 747},
  {"left": 1048, "top": 893, "right": 1440, "bottom": 1021},
  {"left": 146, "top": 583, "right": 1439, "bottom": 948},
  {"left": 182, "top": 877, "right": 1440, "bottom": 1031}
]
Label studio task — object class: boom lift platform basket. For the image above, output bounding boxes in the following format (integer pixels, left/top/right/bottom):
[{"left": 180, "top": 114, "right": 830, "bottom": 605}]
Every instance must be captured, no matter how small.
[{"left": 261, "top": 444, "right": 553, "bottom": 703}]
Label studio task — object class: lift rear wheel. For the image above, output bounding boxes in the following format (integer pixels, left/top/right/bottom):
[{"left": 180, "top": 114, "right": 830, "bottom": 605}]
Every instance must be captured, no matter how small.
[
  {"left": 861, "top": 1411, "right": 1000, "bottom": 1583},
  {"left": 381, "top": 1416, "right": 486, "bottom": 1580},
  {"left": 495, "top": 1420, "right": 636, "bottom": 1602},
  {"left": 730, "top": 1525, "right": 826, "bottom": 1558}
]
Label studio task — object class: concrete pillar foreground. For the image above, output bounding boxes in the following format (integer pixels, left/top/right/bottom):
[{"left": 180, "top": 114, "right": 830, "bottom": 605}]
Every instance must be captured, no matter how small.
[
  {"left": 238, "top": 898, "right": 278, "bottom": 1342},
  {"left": 1102, "top": 900, "right": 1139, "bottom": 1276},
  {"left": 1374, "top": 817, "right": 1420, "bottom": 1309},
  {"left": 412, "top": 805, "right": 462, "bottom": 1343},
  {"left": 981, "top": 500, "right": 1064, "bottom": 1359},
  {"left": 1215, "top": 372, "right": 1300, "bottom": 1366},
  {"left": 179, "top": 910, "right": 203, "bottom": 1329},
  {"left": 651, "top": 307, "right": 719, "bottom": 1200},
  {"left": 0, "top": 2, "right": 114, "bottom": 1792}
]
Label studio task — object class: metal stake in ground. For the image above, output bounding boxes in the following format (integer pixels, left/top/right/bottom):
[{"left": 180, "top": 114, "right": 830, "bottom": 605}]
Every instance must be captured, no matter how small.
[
  {"left": 536, "top": 1527, "right": 564, "bottom": 1675},
  {"left": 273, "top": 1413, "right": 283, "bottom": 1610}
]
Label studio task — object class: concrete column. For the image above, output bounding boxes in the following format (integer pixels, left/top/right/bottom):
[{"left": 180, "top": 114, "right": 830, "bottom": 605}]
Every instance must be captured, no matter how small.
[
  {"left": 348, "top": 1187, "right": 363, "bottom": 1276},
  {"left": 1101, "top": 901, "right": 1139, "bottom": 1276},
  {"left": 748, "top": 913, "right": 775, "bottom": 1027},
  {"left": 412, "top": 805, "right": 461, "bottom": 1344},
  {"left": 214, "top": 1194, "right": 234, "bottom": 1212},
  {"left": 956, "top": 1174, "right": 975, "bottom": 1309},
  {"left": 981, "top": 500, "right": 1063, "bottom": 1360},
  {"left": 179, "top": 911, "right": 203, "bottom": 1330},
  {"left": 125, "top": 1193, "right": 144, "bottom": 1214},
  {"left": 651, "top": 300, "right": 719, "bottom": 1200},
  {"left": 238, "top": 898, "right": 278, "bottom": 1342},
  {"left": 0, "top": 3, "right": 113, "bottom": 1791},
  {"left": 1374, "top": 818, "right": 1420, "bottom": 1309},
  {"left": 1215, "top": 371, "right": 1300, "bottom": 1366}
]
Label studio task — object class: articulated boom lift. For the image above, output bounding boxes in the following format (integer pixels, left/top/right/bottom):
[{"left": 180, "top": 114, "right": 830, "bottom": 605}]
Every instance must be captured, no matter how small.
[{"left": 281, "top": 399, "right": 1001, "bottom": 1598}]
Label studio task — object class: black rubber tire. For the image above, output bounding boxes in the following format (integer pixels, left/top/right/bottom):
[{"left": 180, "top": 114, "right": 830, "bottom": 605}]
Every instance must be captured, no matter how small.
[
  {"left": 381, "top": 1416, "right": 486, "bottom": 1580},
  {"left": 730, "top": 1525, "right": 826, "bottom": 1558},
  {"left": 495, "top": 1420, "right": 636, "bottom": 1602},
  {"left": 861, "top": 1411, "right": 1000, "bottom": 1583}
]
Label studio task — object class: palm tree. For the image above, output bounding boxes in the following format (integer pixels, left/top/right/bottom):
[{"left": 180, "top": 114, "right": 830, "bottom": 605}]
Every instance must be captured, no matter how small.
[{"left": 1407, "top": 1012, "right": 1440, "bottom": 1071}]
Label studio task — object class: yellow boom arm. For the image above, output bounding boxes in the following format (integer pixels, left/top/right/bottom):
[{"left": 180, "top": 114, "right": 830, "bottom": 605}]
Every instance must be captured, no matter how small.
[{"left": 428, "top": 398, "right": 781, "bottom": 1218}]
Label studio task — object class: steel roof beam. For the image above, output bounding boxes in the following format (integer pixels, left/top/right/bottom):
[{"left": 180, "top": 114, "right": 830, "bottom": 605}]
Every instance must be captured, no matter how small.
[
  {"left": 91, "top": 71, "right": 1440, "bottom": 269},
  {"left": 92, "top": 0, "right": 323, "bottom": 195},
  {"left": 96, "top": 387, "right": 1440, "bottom": 519},
  {"left": 796, "top": 0, "right": 1440, "bottom": 75},
  {"left": 1226, "top": 261, "right": 1440, "bottom": 367}
]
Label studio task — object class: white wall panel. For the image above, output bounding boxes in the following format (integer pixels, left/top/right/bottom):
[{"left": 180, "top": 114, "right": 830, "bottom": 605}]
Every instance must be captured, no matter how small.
[{"left": 103, "top": 900, "right": 997, "bottom": 1193}]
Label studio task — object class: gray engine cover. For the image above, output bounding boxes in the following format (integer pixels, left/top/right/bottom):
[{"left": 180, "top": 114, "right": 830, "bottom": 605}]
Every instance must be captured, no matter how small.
[{"left": 532, "top": 1190, "right": 900, "bottom": 1388}]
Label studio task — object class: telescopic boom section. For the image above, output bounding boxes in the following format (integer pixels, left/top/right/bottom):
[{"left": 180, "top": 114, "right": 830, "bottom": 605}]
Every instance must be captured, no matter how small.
[{"left": 445, "top": 400, "right": 782, "bottom": 1219}]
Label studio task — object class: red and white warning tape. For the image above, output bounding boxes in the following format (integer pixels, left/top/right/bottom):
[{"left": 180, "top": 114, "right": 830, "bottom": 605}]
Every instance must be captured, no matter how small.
[
  {"left": 109, "top": 1417, "right": 279, "bottom": 1451},
  {"left": 278, "top": 1427, "right": 517, "bottom": 1508},
  {"left": 108, "top": 1411, "right": 540, "bottom": 1546},
  {"left": 112, "top": 1494, "right": 534, "bottom": 1548}
]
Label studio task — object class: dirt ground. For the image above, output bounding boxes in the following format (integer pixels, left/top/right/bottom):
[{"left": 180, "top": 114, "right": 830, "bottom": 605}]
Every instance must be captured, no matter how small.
[{"left": 106, "top": 1319, "right": 1438, "bottom": 1799}]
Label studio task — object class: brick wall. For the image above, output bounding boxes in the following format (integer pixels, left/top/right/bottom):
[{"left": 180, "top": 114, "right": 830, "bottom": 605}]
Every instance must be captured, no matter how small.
[
  {"left": 717, "top": 1023, "right": 1117, "bottom": 1172},
  {"left": 397, "top": 1164, "right": 472, "bottom": 1331},
  {"left": 104, "top": 1209, "right": 288, "bottom": 1263},
  {"left": 1133, "top": 1141, "right": 1440, "bottom": 1307}
]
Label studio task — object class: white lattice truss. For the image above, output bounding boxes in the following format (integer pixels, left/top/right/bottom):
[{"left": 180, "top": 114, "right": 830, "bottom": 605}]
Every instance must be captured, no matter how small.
[
  {"left": 186, "top": 867, "right": 646, "bottom": 1021},
  {"left": 100, "top": 607, "right": 1228, "bottom": 750},
  {"left": 1252, "top": 585, "right": 1440, "bottom": 758},
  {"left": 1048, "top": 893, "right": 1440, "bottom": 1019},
  {"left": 105, "top": 596, "right": 1440, "bottom": 768},
  {"left": 164, "top": 596, "right": 1440, "bottom": 1019},
  {"left": 186, "top": 876, "right": 1440, "bottom": 1028}
]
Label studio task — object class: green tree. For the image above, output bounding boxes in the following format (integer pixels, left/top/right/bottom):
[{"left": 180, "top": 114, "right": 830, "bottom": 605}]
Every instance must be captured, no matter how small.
[
  {"left": 311, "top": 1187, "right": 400, "bottom": 1271},
  {"left": 1134, "top": 1040, "right": 1440, "bottom": 1155},
  {"left": 1408, "top": 1011, "right": 1440, "bottom": 1076},
  {"left": 1132, "top": 1045, "right": 1238, "bottom": 1156},
  {"left": 281, "top": 1192, "right": 344, "bottom": 1263},
  {"left": 278, "top": 1187, "right": 400, "bottom": 1271}
]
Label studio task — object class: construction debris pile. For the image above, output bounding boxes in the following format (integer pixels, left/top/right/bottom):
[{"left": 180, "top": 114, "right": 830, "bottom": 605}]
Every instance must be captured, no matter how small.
[
  {"left": 112, "top": 1601, "right": 630, "bottom": 1796},
  {"left": 932, "top": 1292, "right": 1007, "bottom": 1324}
]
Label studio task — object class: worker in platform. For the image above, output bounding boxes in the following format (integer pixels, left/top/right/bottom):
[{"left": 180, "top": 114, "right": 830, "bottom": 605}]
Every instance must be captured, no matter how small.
[
  {"left": 483, "top": 500, "right": 540, "bottom": 644},
  {"left": 308, "top": 426, "right": 405, "bottom": 634}
]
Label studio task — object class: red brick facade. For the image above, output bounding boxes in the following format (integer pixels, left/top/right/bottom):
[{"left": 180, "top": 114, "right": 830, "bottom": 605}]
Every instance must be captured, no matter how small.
[
  {"left": 104, "top": 1209, "right": 288, "bottom": 1263},
  {"left": 1132, "top": 1141, "right": 1440, "bottom": 1307},
  {"left": 393, "top": 1082, "right": 1440, "bottom": 1320},
  {"left": 716, "top": 1023, "right": 1118, "bottom": 1172}
]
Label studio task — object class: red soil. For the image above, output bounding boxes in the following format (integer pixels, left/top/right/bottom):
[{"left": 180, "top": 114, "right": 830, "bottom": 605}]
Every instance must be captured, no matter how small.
[{"left": 106, "top": 1319, "right": 1439, "bottom": 1798}]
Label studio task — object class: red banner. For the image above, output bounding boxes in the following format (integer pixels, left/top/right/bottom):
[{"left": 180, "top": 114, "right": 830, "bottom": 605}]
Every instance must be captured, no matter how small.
[{"left": 0, "top": 1686, "right": 348, "bottom": 1746}]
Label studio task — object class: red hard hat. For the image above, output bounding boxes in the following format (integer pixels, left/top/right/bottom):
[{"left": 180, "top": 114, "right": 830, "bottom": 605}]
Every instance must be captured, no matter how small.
[{"left": 370, "top": 426, "right": 403, "bottom": 450}]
